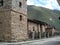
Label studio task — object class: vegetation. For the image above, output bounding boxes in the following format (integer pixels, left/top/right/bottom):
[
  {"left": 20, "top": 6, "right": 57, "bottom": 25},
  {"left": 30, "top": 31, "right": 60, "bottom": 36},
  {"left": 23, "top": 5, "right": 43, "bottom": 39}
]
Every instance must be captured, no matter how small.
[{"left": 27, "top": 5, "right": 60, "bottom": 30}]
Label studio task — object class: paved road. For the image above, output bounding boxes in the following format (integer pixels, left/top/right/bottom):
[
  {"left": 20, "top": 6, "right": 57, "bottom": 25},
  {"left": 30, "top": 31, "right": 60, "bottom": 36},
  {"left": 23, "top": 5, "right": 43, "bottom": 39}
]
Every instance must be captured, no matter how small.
[
  {"left": 21, "top": 37, "right": 60, "bottom": 45},
  {"left": 23, "top": 41, "right": 60, "bottom": 45},
  {"left": 1, "top": 41, "right": 60, "bottom": 45},
  {"left": 40, "top": 41, "right": 60, "bottom": 45},
  {"left": 0, "top": 37, "right": 60, "bottom": 45}
]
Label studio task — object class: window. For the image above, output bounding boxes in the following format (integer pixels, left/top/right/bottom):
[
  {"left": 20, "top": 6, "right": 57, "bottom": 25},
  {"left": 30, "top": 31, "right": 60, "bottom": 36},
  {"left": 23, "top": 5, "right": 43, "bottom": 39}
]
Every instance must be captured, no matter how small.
[
  {"left": 59, "top": 17, "right": 60, "bottom": 20},
  {"left": 0, "top": 0, "right": 3, "bottom": 7},
  {"left": 19, "top": 2, "right": 22, "bottom": 7},
  {"left": 20, "top": 15, "right": 22, "bottom": 21}
]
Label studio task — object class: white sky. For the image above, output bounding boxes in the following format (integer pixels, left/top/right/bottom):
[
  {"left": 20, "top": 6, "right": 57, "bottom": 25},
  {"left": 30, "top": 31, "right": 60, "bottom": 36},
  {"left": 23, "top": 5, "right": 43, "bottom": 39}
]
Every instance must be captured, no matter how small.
[{"left": 27, "top": 0, "right": 60, "bottom": 10}]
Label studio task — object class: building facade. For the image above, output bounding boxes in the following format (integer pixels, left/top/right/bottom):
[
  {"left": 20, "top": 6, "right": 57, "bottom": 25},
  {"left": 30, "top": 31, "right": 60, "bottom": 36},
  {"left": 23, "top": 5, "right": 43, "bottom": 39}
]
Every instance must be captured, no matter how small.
[
  {"left": 0, "top": 0, "right": 55, "bottom": 42},
  {"left": 27, "top": 19, "right": 55, "bottom": 39}
]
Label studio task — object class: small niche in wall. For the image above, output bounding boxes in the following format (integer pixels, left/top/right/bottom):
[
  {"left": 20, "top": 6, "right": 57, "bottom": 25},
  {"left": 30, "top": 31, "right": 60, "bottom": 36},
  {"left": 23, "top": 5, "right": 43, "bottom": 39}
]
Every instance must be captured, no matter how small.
[
  {"left": 59, "top": 17, "right": 60, "bottom": 20},
  {"left": 20, "top": 15, "right": 22, "bottom": 21}
]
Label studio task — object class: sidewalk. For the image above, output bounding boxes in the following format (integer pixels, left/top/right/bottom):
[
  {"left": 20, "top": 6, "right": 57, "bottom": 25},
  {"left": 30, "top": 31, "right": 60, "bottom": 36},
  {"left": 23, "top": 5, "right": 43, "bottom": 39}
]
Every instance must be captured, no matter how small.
[{"left": 0, "top": 36, "right": 60, "bottom": 45}]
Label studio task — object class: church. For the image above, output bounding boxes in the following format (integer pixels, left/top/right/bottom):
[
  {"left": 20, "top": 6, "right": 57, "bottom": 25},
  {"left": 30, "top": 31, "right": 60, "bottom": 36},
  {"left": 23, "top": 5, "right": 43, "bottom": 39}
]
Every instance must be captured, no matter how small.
[{"left": 0, "top": 0, "right": 55, "bottom": 42}]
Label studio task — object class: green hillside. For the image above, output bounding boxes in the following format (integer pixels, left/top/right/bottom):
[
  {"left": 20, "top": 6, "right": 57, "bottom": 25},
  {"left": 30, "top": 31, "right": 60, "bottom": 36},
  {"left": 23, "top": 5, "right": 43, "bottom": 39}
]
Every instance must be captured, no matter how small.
[{"left": 27, "top": 5, "right": 60, "bottom": 30}]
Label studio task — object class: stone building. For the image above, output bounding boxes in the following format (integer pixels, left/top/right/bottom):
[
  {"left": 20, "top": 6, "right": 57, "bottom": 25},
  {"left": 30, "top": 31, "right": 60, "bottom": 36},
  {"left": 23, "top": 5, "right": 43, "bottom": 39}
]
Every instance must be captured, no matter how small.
[
  {"left": 0, "top": 0, "right": 28, "bottom": 42},
  {"left": 0, "top": 0, "right": 55, "bottom": 42}
]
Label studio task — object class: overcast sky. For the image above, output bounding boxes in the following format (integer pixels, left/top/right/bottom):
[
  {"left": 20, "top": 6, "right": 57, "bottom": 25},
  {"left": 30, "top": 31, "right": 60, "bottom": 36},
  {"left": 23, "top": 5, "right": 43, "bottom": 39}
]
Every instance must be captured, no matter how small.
[{"left": 27, "top": 0, "right": 60, "bottom": 10}]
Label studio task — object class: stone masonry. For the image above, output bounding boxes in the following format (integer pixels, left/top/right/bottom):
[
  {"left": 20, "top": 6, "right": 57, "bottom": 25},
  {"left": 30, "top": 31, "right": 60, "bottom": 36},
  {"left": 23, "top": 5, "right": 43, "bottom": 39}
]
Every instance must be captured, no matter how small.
[{"left": 0, "top": 0, "right": 28, "bottom": 42}]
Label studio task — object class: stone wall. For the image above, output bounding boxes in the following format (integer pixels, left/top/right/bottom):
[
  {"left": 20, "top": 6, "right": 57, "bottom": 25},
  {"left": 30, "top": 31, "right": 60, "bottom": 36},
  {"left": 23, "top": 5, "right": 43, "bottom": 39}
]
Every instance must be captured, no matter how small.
[
  {"left": 0, "top": 0, "right": 12, "bottom": 9},
  {"left": 27, "top": 21, "right": 48, "bottom": 39},
  {"left": 0, "top": 0, "right": 28, "bottom": 42},
  {"left": 10, "top": 0, "right": 28, "bottom": 41},
  {"left": 12, "top": 0, "right": 27, "bottom": 15},
  {"left": 27, "top": 21, "right": 41, "bottom": 39},
  {"left": 0, "top": 10, "right": 28, "bottom": 42},
  {"left": 27, "top": 21, "right": 41, "bottom": 32},
  {"left": 0, "top": 9, "right": 11, "bottom": 42},
  {"left": 27, "top": 22, "right": 46, "bottom": 33},
  {"left": 11, "top": 11, "right": 28, "bottom": 41}
]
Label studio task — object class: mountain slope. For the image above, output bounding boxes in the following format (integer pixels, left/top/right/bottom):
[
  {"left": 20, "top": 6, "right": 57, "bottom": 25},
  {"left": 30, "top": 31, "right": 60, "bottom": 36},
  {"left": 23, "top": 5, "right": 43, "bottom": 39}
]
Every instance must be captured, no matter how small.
[{"left": 27, "top": 5, "right": 60, "bottom": 30}]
